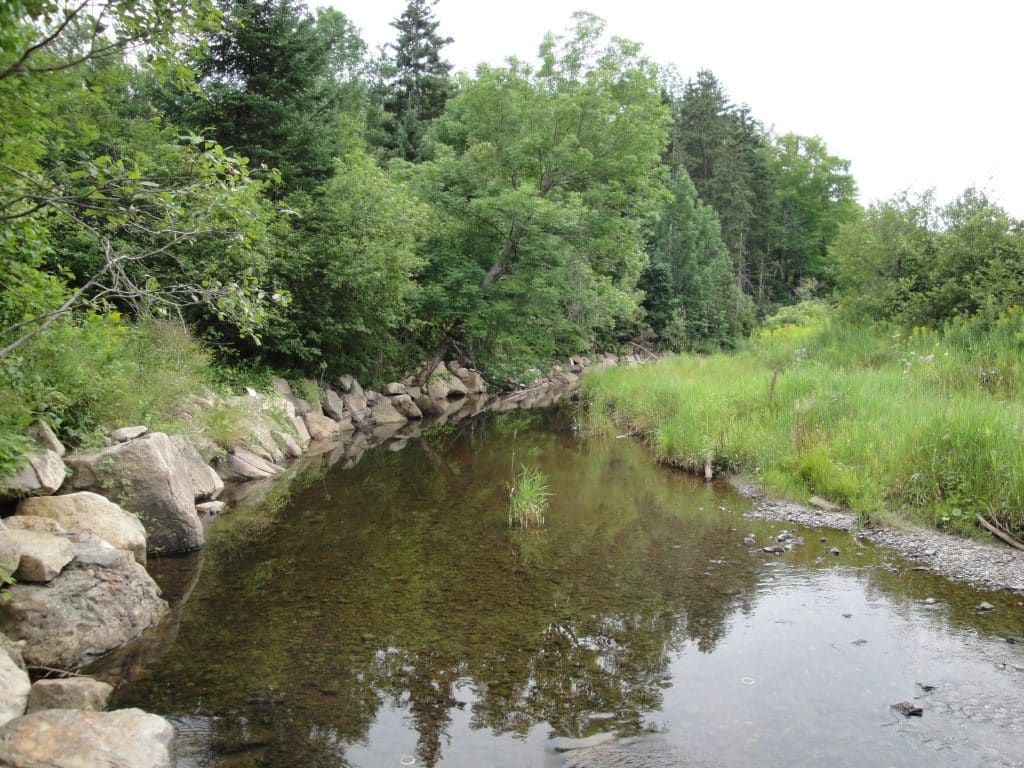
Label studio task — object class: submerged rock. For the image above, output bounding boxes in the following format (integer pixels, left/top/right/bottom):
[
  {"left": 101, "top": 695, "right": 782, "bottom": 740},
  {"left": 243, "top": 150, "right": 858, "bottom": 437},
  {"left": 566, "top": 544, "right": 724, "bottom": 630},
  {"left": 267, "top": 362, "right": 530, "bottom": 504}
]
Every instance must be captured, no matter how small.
[
  {"left": 0, "top": 708, "right": 175, "bottom": 768},
  {"left": 26, "top": 677, "right": 112, "bottom": 713},
  {"left": 891, "top": 700, "right": 923, "bottom": 717}
]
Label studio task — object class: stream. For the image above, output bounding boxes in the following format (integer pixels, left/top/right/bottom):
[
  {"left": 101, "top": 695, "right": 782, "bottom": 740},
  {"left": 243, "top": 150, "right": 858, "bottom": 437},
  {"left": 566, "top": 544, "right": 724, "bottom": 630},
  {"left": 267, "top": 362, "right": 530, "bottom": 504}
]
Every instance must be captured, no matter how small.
[{"left": 91, "top": 408, "right": 1024, "bottom": 768}]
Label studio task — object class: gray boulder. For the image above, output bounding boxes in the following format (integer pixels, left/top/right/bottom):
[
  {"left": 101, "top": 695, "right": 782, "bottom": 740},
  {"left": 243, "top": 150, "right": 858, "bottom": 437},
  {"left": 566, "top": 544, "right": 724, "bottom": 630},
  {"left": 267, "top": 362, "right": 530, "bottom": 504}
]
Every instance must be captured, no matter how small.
[
  {"left": 370, "top": 398, "right": 408, "bottom": 425},
  {"left": 26, "top": 419, "right": 65, "bottom": 457},
  {"left": 455, "top": 368, "right": 487, "bottom": 394},
  {"left": 269, "top": 375, "right": 293, "bottom": 396},
  {"left": 218, "top": 447, "right": 282, "bottom": 481},
  {"left": 64, "top": 432, "right": 203, "bottom": 555},
  {"left": 0, "top": 708, "right": 175, "bottom": 768},
  {"left": 16, "top": 492, "right": 147, "bottom": 565},
  {"left": 274, "top": 430, "right": 303, "bottom": 458},
  {"left": 4, "top": 529, "right": 74, "bottom": 583},
  {"left": 303, "top": 411, "right": 343, "bottom": 441},
  {"left": 0, "top": 635, "right": 29, "bottom": 727},
  {"left": 0, "top": 543, "right": 167, "bottom": 669},
  {"left": 322, "top": 389, "right": 346, "bottom": 421},
  {"left": 0, "top": 450, "right": 67, "bottom": 500},
  {"left": 169, "top": 435, "right": 223, "bottom": 502},
  {"left": 27, "top": 677, "right": 113, "bottom": 713},
  {"left": 384, "top": 382, "right": 407, "bottom": 396},
  {"left": 390, "top": 394, "right": 423, "bottom": 420}
]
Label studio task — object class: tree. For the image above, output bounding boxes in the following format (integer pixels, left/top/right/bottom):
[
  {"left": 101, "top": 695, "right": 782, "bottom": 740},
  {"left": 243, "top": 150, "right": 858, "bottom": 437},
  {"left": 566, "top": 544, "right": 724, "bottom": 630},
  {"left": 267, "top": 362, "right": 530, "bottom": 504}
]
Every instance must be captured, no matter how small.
[
  {"left": 253, "top": 145, "right": 427, "bottom": 380},
  {"left": 768, "top": 133, "right": 859, "bottom": 292},
  {"left": 381, "top": 0, "right": 454, "bottom": 162},
  {"left": 169, "top": 0, "right": 368, "bottom": 195},
  {"left": 0, "top": 2, "right": 278, "bottom": 360},
  {"left": 641, "top": 171, "right": 751, "bottom": 349},
  {"left": 407, "top": 14, "right": 669, "bottom": 381}
]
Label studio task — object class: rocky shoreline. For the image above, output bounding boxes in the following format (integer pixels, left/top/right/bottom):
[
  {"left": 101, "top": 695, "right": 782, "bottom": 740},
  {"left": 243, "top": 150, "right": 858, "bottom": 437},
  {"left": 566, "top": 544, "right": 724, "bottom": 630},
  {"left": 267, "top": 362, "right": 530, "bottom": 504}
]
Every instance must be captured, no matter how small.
[
  {"left": 0, "top": 352, "right": 625, "bottom": 765},
  {"left": 735, "top": 482, "right": 1024, "bottom": 594}
]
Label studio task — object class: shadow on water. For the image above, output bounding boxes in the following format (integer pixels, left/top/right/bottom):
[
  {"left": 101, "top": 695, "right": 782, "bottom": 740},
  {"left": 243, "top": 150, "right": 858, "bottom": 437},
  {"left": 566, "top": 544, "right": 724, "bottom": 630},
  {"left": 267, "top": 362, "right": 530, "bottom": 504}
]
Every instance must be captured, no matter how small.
[{"left": 92, "top": 407, "right": 1024, "bottom": 768}]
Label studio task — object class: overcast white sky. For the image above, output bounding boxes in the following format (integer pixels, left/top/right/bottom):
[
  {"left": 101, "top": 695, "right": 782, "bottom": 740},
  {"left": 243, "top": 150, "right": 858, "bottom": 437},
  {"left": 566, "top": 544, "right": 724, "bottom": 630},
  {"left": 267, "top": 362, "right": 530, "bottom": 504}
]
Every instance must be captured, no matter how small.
[{"left": 316, "top": 0, "right": 1023, "bottom": 217}]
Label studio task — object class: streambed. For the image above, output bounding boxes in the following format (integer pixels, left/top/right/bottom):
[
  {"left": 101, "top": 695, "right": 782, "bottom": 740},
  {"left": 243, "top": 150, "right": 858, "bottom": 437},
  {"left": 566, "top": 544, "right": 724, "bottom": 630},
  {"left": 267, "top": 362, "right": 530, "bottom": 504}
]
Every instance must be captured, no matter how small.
[{"left": 93, "top": 409, "right": 1024, "bottom": 767}]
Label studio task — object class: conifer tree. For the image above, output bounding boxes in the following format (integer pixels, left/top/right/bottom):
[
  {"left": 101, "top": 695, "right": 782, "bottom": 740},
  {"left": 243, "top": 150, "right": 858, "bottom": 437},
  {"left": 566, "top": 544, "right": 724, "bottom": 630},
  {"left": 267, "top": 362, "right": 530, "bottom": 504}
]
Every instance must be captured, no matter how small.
[{"left": 383, "top": 0, "right": 454, "bottom": 161}]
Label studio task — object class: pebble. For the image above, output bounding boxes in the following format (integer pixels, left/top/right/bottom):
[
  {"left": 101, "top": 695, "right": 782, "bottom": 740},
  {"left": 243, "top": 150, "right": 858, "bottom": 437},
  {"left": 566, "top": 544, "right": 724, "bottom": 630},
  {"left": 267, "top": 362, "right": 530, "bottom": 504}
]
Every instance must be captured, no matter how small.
[
  {"left": 828, "top": 547, "right": 841, "bottom": 556},
  {"left": 924, "top": 597, "right": 937, "bottom": 605},
  {"left": 978, "top": 602, "right": 995, "bottom": 612}
]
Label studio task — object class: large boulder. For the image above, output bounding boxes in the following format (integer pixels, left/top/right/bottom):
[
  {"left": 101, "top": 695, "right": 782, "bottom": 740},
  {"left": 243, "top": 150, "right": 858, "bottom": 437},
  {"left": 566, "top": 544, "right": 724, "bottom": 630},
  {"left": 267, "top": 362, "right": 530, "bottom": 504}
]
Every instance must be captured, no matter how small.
[
  {"left": 4, "top": 529, "right": 74, "bottom": 583},
  {"left": 0, "top": 635, "right": 29, "bottom": 727},
  {"left": 168, "top": 435, "right": 223, "bottom": 502},
  {"left": 425, "top": 376, "right": 451, "bottom": 401},
  {"left": 322, "top": 389, "right": 346, "bottom": 421},
  {"left": 0, "top": 708, "right": 175, "bottom": 768},
  {"left": 269, "top": 375, "right": 293, "bottom": 397},
  {"left": 0, "top": 542, "right": 168, "bottom": 669},
  {"left": 342, "top": 392, "right": 370, "bottom": 426},
  {"left": 455, "top": 368, "right": 487, "bottom": 394},
  {"left": 390, "top": 394, "right": 423, "bottom": 420},
  {"left": 27, "top": 677, "right": 113, "bottom": 713},
  {"left": 16, "top": 492, "right": 147, "bottom": 565},
  {"left": 26, "top": 419, "right": 64, "bottom": 457},
  {"left": 0, "top": 450, "right": 67, "bottom": 500},
  {"left": 413, "top": 391, "right": 446, "bottom": 416},
  {"left": 64, "top": 432, "right": 202, "bottom": 555},
  {"left": 369, "top": 398, "right": 408, "bottom": 426},
  {"left": 303, "top": 411, "right": 343, "bottom": 441},
  {"left": 384, "top": 382, "right": 407, "bottom": 396},
  {"left": 217, "top": 447, "right": 282, "bottom": 482}
]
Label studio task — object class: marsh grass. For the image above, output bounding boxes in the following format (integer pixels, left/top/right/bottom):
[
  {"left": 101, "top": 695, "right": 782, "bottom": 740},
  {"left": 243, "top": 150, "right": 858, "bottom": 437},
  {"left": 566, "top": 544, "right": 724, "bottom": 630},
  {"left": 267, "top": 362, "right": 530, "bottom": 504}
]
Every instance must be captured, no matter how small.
[
  {"left": 508, "top": 464, "right": 551, "bottom": 529},
  {"left": 585, "top": 308, "right": 1024, "bottom": 537}
]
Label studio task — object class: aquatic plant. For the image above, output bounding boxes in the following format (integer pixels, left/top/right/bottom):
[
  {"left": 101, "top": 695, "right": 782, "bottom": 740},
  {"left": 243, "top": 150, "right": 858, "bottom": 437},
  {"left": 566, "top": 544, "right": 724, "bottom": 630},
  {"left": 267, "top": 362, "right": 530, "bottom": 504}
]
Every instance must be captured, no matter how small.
[{"left": 508, "top": 464, "right": 551, "bottom": 528}]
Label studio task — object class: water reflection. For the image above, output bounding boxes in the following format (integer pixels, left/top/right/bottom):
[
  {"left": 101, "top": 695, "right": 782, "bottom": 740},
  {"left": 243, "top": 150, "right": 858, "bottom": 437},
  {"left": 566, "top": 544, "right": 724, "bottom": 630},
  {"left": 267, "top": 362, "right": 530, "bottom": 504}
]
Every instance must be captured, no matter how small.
[{"left": 96, "top": 409, "right": 1024, "bottom": 768}]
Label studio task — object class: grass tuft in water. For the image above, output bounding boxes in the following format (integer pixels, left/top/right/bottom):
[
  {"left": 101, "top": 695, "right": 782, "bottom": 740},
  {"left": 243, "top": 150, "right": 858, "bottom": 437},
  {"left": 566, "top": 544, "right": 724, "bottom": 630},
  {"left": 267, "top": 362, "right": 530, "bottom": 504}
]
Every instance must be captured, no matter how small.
[{"left": 508, "top": 464, "right": 551, "bottom": 528}]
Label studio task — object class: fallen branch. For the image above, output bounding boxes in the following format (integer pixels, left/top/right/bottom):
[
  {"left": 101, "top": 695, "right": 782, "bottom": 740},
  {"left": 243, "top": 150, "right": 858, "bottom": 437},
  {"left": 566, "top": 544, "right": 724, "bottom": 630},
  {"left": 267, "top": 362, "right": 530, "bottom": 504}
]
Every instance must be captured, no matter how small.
[
  {"left": 976, "top": 513, "right": 1024, "bottom": 552},
  {"left": 27, "top": 665, "right": 83, "bottom": 679}
]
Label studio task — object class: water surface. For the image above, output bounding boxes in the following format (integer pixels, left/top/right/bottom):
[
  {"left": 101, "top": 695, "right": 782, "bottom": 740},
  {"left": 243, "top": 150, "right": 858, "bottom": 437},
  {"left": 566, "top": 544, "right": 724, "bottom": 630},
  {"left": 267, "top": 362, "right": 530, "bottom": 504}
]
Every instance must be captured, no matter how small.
[{"left": 100, "top": 409, "right": 1024, "bottom": 768}]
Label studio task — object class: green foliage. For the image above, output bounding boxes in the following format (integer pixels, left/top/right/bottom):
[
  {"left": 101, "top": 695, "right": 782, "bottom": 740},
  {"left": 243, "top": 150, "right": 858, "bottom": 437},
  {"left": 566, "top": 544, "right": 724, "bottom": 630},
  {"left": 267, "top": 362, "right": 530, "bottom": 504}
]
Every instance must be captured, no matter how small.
[
  {"left": 831, "top": 189, "right": 1024, "bottom": 329},
  {"left": 641, "top": 170, "right": 752, "bottom": 350},
  {"left": 168, "top": 0, "right": 369, "bottom": 195},
  {"left": 410, "top": 13, "right": 670, "bottom": 380},
  {"left": 256, "top": 145, "right": 428, "bottom": 380},
  {"left": 508, "top": 464, "right": 550, "bottom": 529},
  {"left": 585, "top": 309, "right": 1024, "bottom": 537},
  {"left": 379, "top": 0, "right": 454, "bottom": 161},
  {"left": 0, "top": 317, "right": 219, "bottom": 449}
]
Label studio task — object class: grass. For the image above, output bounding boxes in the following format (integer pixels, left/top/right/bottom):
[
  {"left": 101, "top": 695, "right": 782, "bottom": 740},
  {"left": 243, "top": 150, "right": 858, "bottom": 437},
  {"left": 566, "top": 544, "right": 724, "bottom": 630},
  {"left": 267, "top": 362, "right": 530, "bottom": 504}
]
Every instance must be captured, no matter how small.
[
  {"left": 584, "top": 305, "right": 1024, "bottom": 538},
  {"left": 508, "top": 464, "right": 551, "bottom": 529}
]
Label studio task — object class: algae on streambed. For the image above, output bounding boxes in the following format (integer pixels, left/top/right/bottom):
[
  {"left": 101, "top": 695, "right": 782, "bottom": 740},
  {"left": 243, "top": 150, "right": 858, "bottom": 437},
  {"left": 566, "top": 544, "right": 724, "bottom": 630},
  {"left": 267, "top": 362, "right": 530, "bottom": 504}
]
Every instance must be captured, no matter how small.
[{"left": 93, "top": 409, "right": 1024, "bottom": 768}]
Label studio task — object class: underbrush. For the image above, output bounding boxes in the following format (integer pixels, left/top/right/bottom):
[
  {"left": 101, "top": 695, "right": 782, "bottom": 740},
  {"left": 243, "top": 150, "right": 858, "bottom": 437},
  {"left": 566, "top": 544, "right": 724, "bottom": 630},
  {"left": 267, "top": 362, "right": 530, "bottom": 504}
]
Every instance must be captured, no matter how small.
[
  {"left": 584, "top": 305, "right": 1024, "bottom": 538},
  {"left": 1, "top": 314, "right": 227, "bottom": 468}
]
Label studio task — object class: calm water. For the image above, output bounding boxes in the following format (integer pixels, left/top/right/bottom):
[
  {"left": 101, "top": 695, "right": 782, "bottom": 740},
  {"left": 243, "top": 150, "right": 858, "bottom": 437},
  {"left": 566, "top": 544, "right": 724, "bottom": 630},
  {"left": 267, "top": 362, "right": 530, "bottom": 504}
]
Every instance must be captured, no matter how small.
[{"left": 97, "top": 409, "right": 1024, "bottom": 768}]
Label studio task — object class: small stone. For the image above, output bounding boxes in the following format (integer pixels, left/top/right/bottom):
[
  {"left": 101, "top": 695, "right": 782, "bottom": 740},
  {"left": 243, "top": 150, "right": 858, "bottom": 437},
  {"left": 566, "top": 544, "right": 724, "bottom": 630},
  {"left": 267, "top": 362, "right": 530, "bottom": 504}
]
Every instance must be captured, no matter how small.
[
  {"left": 819, "top": 536, "right": 827, "bottom": 543},
  {"left": 777, "top": 532, "right": 793, "bottom": 542},
  {"left": 763, "top": 545, "right": 786, "bottom": 555},
  {"left": 742, "top": 534, "right": 757, "bottom": 546},
  {"left": 851, "top": 638, "right": 868, "bottom": 646},
  {"left": 978, "top": 602, "right": 995, "bottom": 612},
  {"left": 891, "top": 701, "right": 923, "bottom": 717},
  {"left": 196, "top": 501, "right": 226, "bottom": 515},
  {"left": 924, "top": 597, "right": 937, "bottom": 605},
  {"left": 842, "top": 613, "right": 852, "bottom": 618},
  {"left": 828, "top": 547, "right": 841, "bottom": 556},
  {"left": 110, "top": 425, "right": 148, "bottom": 442}
]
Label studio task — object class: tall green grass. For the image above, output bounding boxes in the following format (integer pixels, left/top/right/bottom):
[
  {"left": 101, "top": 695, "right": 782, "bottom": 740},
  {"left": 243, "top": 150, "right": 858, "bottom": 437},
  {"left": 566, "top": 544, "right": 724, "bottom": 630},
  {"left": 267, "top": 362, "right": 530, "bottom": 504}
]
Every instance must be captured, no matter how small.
[
  {"left": 584, "top": 306, "right": 1024, "bottom": 537},
  {"left": 508, "top": 464, "right": 551, "bottom": 529}
]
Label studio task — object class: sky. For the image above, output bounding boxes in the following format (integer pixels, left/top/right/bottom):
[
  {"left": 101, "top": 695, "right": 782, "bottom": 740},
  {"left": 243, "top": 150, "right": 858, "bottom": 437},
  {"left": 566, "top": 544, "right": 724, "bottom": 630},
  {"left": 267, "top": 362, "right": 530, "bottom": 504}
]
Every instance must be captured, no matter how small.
[{"left": 315, "top": 0, "right": 1024, "bottom": 217}]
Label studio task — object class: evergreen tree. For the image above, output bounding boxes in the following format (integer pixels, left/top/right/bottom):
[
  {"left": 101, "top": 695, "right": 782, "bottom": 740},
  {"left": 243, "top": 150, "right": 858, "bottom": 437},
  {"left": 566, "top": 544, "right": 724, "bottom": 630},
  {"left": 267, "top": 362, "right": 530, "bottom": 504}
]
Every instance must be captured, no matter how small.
[
  {"left": 169, "top": 0, "right": 367, "bottom": 195},
  {"left": 382, "top": 0, "right": 454, "bottom": 161}
]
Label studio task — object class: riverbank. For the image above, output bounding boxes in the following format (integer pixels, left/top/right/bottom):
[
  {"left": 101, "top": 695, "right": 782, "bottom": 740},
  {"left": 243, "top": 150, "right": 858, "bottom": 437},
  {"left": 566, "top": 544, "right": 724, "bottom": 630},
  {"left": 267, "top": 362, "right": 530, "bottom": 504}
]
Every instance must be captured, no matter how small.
[
  {"left": 735, "top": 482, "right": 1024, "bottom": 594},
  {"left": 582, "top": 317, "right": 1024, "bottom": 593}
]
